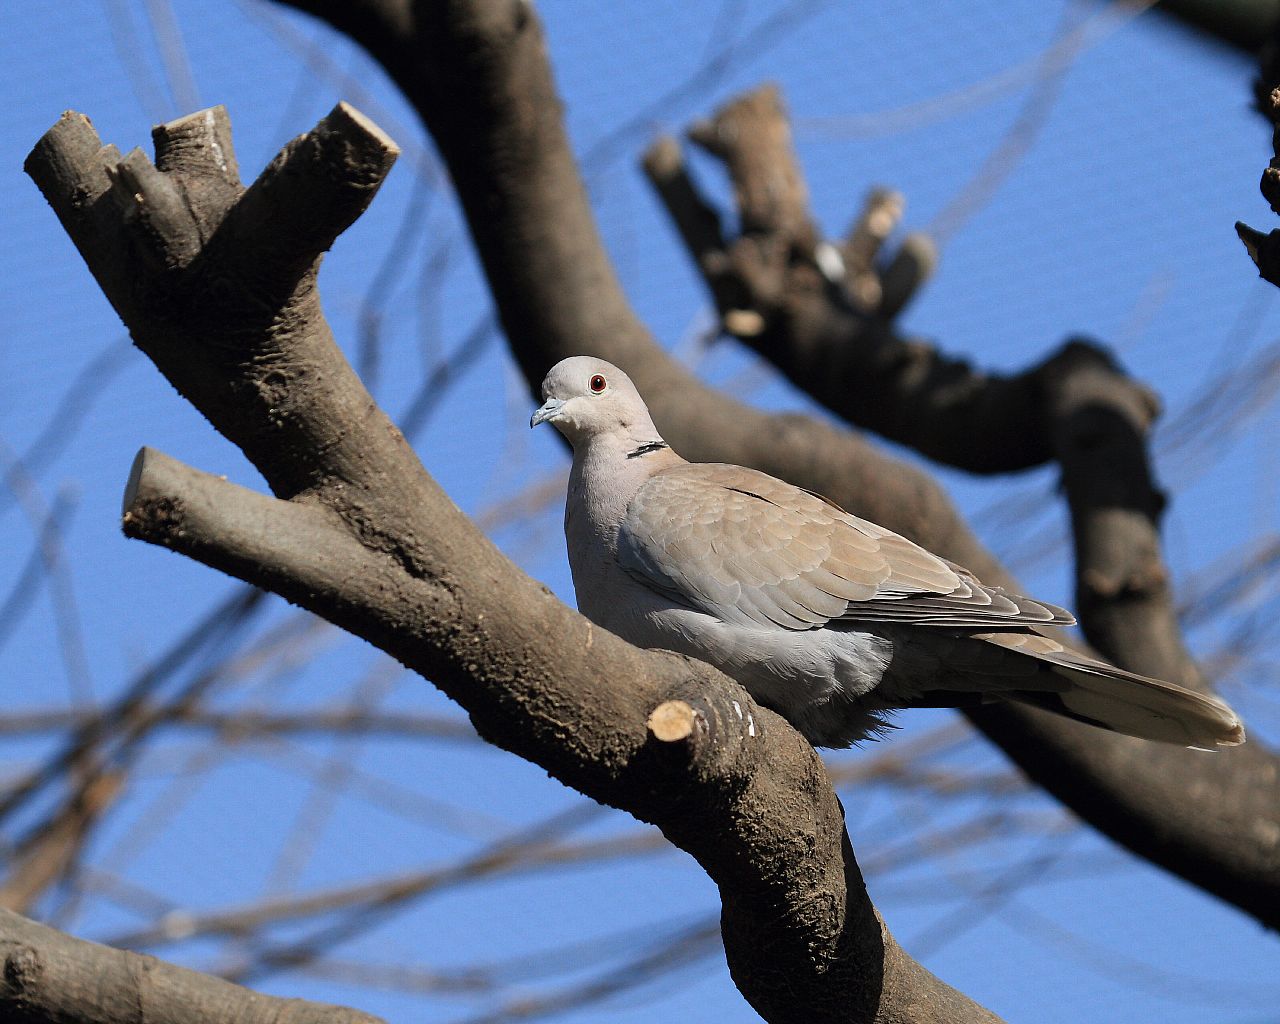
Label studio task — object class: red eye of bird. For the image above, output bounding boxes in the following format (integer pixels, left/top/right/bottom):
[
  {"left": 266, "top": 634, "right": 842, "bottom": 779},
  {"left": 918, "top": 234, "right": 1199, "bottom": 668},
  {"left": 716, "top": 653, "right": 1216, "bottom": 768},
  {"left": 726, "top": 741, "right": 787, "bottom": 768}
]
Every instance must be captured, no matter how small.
[{"left": 589, "top": 374, "right": 607, "bottom": 394}]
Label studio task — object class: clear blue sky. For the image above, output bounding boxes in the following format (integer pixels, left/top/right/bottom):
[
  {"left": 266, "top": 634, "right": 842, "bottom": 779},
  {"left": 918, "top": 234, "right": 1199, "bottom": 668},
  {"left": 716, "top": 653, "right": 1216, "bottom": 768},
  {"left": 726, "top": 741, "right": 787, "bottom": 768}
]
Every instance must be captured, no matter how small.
[{"left": 1, "top": 1, "right": 1278, "bottom": 1022}]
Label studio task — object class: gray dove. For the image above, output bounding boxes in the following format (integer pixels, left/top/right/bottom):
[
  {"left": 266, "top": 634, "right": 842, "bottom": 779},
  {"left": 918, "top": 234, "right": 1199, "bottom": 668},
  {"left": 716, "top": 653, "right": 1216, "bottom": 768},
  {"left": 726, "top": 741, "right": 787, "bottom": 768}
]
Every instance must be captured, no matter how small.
[{"left": 531, "top": 356, "right": 1245, "bottom": 749}]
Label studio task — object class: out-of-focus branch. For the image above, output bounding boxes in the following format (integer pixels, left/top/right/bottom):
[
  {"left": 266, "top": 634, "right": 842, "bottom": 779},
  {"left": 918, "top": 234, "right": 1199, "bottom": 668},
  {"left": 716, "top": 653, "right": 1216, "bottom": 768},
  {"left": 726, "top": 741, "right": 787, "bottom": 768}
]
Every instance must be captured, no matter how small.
[
  {"left": 1156, "top": 0, "right": 1280, "bottom": 53},
  {"left": 646, "top": 85, "right": 1135, "bottom": 478},
  {"left": 0, "top": 773, "right": 121, "bottom": 914},
  {"left": 0, "top": 707, "right": 477, "bottom": 742},
  {"left": 0, "top": 908, "right": 384, "bottom": 1024},
  {"left": 271, "top": 0, "right": 1280, "bottom": 929},
  {"left": 652, "top": 85, "right": 1280, "bottom": 927},
  {"left": 27, "top": 104, "right": 996, "bottom": 1023},
  {"left": 0, "top": 585, "right": 267, "bottom": 921},
  {"left": 106, "top": 809, "right": 663, "bottom": 953}
]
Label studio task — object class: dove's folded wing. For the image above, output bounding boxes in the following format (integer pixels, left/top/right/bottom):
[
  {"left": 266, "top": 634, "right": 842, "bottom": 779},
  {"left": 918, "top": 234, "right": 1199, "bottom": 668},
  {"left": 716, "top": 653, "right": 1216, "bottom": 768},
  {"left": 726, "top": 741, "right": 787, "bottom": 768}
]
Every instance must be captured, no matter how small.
[{"left": 618, "top": 463, "right": 1073, "bottom": 631}]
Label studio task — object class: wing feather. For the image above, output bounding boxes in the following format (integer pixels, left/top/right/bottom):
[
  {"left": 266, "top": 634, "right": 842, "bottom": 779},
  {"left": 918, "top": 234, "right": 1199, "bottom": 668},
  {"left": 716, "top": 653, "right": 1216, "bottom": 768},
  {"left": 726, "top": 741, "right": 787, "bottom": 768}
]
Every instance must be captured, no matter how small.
[{"left": 618, "top": 463, "right": 1074, "bottom": 631}]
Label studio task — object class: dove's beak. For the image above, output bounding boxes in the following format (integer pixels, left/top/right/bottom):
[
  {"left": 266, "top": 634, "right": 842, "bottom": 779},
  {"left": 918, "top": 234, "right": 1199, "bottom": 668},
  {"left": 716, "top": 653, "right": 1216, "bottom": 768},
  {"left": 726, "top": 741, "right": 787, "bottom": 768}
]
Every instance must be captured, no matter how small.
[{"left": 530, "top": 397, "right": 566, "bottom": 429}]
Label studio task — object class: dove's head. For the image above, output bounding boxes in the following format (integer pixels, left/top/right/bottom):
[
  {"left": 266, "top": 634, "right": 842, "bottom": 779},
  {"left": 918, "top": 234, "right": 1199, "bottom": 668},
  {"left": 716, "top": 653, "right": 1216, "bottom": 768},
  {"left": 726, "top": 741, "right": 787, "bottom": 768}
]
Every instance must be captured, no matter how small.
[{"left": 530, "top": 356, "right": 662, "bottom": 447}]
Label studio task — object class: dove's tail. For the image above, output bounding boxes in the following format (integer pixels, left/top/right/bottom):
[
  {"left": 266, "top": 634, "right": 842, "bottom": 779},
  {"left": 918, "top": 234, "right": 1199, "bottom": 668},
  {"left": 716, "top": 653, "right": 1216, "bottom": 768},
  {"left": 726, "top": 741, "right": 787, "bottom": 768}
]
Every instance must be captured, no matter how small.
[
  {"left": 1005, "top": 651, "right": 1244, "bottom": 750},
  {"left": 901, "top": 630, "right": 1248, "bottom": 749}
]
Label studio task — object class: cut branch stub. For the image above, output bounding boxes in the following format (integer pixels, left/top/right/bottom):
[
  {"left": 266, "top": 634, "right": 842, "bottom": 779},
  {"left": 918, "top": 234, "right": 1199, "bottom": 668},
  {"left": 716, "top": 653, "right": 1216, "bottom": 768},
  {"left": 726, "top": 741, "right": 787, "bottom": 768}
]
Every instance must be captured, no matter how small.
[
  {"left": 842, "top": 186, "right": 904, "bottom": 311},
  {"left": 27, "top": 103, "right": 400, "bottom": 501},
  {"left": 648, "top": 699, "right": 704, "bottom": 744},
  {"left": 214, "top": 102, "right": 398, "bottom": 310},
  {"left": 687, "top": 85, "right": 821, "bottom": 334},
  {"left": 646, "top": 84, "right": 935, "bottom": 340},
  {"left": 877, "top": 232, "right": 937, "bottom": 319},
  {"left": 1236, "top": 220, "right": 1280, "bottom": 286},
  {"left": 27, "top": 102, "right": 396, "bottom": 331},
  {"left": 643, "top": 691, "right": 770, "bottom": 782},
  {"left": 152, "top": 107, "right": 242, "bottom": 203},
  {"left": 688, "top": 84, "right": 815, "bottom": 247}
]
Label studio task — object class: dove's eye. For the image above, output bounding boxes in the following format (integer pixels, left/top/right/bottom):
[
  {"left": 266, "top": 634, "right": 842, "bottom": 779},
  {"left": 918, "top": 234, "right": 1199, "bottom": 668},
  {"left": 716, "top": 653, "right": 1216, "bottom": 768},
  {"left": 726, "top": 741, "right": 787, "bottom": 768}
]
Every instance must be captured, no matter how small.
[{"left": 589, "top": 374, "right": 607, "bottom": 394}]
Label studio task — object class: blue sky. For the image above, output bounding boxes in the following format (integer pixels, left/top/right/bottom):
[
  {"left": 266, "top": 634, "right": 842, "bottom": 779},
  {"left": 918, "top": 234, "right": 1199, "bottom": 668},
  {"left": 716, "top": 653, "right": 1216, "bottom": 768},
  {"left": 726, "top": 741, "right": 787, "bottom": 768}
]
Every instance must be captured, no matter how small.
[{"left": 1, "top": 1, "right": 1278, "bottom": 1022}]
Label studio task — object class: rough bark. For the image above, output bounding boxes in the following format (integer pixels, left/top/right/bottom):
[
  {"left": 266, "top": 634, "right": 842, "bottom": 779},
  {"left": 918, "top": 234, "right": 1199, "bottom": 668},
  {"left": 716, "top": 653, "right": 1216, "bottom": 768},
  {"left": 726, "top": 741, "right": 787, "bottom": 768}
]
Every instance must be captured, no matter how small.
[
  {"left": 647, "top": 85, "right": 1146, "bottom": 478},
  {"left": 0, "top": 908, "right": 383, "bottom": 1024},
  {"left": 25, "top": 104, "right": 997, "bottom": 1023},
  {"left": 271, "top": 0, "right": 1279, "bottom": 928}
]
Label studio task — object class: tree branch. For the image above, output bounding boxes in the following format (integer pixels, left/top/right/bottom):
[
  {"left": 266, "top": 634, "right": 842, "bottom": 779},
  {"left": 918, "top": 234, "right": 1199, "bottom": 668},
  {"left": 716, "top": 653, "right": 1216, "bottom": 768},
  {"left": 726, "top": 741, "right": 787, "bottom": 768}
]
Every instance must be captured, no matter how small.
[
  {"left": 647, "top": 85, "right": 1128, "bottom": 477},
  {"left": 0, "top": 908, "right": 383, "bottom": 1024},
  {"left": 27, "top": 103, "right": 996, "bottom": 1023},
  {"left": 660, "top": 87, "right": 1280, "bottom": 929},
  {"left": 272, "top": 0, "right": 1280, "bottom": 928}
]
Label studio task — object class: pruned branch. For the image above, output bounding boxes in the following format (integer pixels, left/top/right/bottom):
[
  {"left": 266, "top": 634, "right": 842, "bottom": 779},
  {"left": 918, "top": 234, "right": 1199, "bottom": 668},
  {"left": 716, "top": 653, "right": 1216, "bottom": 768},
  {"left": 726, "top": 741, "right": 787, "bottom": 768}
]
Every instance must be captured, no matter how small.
[
  {"left": 271, "top": 0, "right": 1280, "bottom": 930},
  {"left": 645, "top": 84, "right": 1134, "bottom": 479},
  {"left": 0, "top": 908, "right": 383, "bottom": 1024},
  {"left": 26, "top": 102, "right": 996, "bottom": 1023}
]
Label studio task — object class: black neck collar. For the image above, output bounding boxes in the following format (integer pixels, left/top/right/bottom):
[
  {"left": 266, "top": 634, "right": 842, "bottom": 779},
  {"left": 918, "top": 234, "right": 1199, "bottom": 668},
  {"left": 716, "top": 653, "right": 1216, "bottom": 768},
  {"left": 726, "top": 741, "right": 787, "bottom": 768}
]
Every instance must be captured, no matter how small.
[{"left": 626, "top": 440, "right": 669, "bottom": 459}]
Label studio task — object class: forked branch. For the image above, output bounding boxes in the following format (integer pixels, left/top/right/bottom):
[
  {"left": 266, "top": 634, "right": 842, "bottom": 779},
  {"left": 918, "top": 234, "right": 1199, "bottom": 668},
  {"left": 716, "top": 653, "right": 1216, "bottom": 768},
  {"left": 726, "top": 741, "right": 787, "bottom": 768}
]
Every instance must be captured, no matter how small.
[
  {"left": 25, "top": 103, "right": 996, "bottom": 1024},
  {"left": 274, "top": 0, "right": 1280, "bottom": 929}
]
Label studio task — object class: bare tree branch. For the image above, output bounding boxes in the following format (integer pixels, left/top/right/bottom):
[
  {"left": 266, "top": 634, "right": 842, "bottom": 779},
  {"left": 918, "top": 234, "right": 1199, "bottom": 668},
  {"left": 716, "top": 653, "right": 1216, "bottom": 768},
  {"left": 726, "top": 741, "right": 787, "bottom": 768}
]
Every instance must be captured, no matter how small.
[
  {"left": 0, "top": 908, "right": 384, "bottom": 1024},
  {"left": 271, "top": 0, "right": 1280, "bottom": 928},
  {"left": 0, "top": 773, "right": 121, "bottom": 915},
  {"left": 0, "top": 708, "right": 477, "bottom": 742},
  {"left": 1239, "top": 52, "right": 1280, "bottom": 283},
  {"left": 646, "top": 84, "right": 1141, "bottom": 478},
  {"left": 25, "top": 101, "right": 998, "bottom": 1023}
]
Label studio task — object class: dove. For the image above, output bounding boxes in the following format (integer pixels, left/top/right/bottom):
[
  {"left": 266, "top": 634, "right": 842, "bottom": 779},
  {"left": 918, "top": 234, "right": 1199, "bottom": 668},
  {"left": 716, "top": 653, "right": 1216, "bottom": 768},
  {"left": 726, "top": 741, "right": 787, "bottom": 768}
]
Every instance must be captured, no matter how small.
[{"left": 531, "top": 356, "right": 1245, "bottom": 749}]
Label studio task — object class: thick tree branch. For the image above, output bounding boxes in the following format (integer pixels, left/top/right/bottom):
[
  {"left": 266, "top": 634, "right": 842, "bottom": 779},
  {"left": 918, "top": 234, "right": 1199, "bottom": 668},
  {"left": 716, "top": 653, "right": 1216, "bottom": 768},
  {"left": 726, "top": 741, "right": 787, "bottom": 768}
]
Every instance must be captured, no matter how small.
[
  {"left": 0, "top": 908, "right": 383, "bottom": 1024},
  {"left": 648, "top": 85, "right": 1134, "bottom": 478},
  {"left": 654, "top": 84, "right": 1280, "bottom": 924},
  {"left": 27, "top": 106, "right": 995, "bottom": 1023},
  {"left": 272, "top": 0, "right": 1280, "bottom": 928}
]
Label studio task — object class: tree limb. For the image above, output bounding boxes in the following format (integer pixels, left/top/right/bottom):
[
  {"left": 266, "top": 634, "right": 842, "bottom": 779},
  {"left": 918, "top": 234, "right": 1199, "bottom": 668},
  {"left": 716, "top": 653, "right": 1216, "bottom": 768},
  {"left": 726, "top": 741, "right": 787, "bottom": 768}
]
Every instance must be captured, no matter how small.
[
  {"left": 647, "top": 85, "right": 1138, "bottom": 478},
  {"left": 272, "top": 0, "right": 1280, "bottom": 927},
  {"left": 0, "top": 908, "right": 383, "bottom": 1024},
  {"left": 26, "top": 102, "right": 996, "bottom": 1022}
]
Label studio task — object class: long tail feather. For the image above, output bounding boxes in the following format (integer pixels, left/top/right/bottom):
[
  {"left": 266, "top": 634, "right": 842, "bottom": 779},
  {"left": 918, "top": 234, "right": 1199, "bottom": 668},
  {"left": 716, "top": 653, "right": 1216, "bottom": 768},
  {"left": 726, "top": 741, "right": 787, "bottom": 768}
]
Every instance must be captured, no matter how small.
[
  {"left": 1013, "top": 661, "right": 1244, "bottom": 749},
  {"left": 968, "top": 630, "right": 1245, "bottom": 749}
]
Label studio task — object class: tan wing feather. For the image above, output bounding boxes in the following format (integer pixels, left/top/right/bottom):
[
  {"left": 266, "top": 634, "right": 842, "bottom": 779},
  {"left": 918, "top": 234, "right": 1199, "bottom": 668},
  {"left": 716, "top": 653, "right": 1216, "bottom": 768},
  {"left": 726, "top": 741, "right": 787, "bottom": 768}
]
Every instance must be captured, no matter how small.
[{"left": 618, "top": 463, "right": 1074, "bottom": 631}]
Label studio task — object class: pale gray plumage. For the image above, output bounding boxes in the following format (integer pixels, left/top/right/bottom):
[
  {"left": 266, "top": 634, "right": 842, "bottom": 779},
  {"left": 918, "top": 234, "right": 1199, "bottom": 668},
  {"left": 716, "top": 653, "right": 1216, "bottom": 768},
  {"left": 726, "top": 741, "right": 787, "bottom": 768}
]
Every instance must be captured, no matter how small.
[{"left": 532, "top": 356, "right": 1245, "bottom": 750}]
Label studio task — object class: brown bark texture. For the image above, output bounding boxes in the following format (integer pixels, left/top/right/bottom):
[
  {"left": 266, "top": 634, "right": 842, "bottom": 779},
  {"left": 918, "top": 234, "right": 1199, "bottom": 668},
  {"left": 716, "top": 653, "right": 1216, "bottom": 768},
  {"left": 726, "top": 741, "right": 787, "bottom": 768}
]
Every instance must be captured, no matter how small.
[
  {"left": 22, "top": 96, "right": 998, "bottom": 1024},
  {"left": 0, "top": 907, "right": 384, "bottom": 1024},
  {"left": 270, "top": 0, "right": 1278, "bottom": 929}
]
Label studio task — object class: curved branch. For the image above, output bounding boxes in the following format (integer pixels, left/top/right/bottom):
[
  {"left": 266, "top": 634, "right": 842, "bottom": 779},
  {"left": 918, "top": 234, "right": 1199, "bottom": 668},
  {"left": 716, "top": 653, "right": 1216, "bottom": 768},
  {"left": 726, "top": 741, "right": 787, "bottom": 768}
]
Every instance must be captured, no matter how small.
[
  {"left": 272, "top": 0, "right": 1280, "bottom": 928},
  {"left": 654, "top": 85, "right": 1280, "bottom": 923},
  {"left": 26, "top": 104, "right": 995, "bottom": 1023},
  {"left": 0, "top": 908, "right": 383, "bottom": 1024},
  {"left": 646, "top": 84, "right": 1107, "bottom": 476}
]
